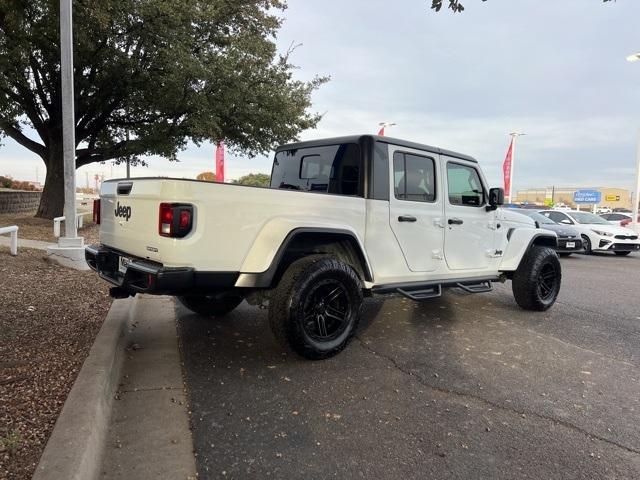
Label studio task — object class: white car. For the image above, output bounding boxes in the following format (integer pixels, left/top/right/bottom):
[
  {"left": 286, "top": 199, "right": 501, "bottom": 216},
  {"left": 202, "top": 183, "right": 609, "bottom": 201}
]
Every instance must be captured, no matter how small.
[
  {"left": 539, "top": 210, "right": 640, "bottom": 256},
  {"left": 596, "top": 206, "right": 612, "bottom": 214}
]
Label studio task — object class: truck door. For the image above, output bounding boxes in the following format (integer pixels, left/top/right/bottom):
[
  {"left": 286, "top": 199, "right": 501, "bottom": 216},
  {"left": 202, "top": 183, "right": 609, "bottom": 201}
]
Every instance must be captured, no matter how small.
[
  {"left": 388, "top": 148, "right": 444, "bottom": 272},
  {"left": 443, "top": 159, "right": 497, "bottom": 271}
]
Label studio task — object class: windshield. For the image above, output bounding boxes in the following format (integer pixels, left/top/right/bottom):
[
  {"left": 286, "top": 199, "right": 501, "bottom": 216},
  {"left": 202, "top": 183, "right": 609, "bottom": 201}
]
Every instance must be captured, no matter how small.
[
  {"left": 515, "top": 210, "right": 555, "bottom": 225},
  {"left": 570, "top": 211, "right": 609, "bottom": 225}
]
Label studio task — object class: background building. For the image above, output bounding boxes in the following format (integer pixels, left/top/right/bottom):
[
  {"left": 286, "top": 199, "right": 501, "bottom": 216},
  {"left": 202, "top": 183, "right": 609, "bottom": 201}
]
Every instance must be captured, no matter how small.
[{"left": 514, "top": 187, "right": 632, "bottom": 209}]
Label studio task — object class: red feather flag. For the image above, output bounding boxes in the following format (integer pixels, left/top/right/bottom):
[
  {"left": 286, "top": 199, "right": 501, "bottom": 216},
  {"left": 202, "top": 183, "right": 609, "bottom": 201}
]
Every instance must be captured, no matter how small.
[
  {"left": 502, "top": 139, "right": 513, "bottom": 196},
  {"left": 215, "top": 141, "right": 225, "bottom": 182}
]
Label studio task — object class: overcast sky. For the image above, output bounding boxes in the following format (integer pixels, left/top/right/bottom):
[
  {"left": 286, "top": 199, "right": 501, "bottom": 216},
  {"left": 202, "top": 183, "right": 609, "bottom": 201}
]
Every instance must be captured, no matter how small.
[{"left": 2, "top": 0, "right": 640, "bottom": 193}]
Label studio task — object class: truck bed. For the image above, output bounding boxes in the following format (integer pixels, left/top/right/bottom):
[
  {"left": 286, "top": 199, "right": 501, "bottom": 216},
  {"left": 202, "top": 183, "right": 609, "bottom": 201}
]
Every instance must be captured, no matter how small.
[{"left": 99, "top": 178, "right": 367, "bottom": 273}]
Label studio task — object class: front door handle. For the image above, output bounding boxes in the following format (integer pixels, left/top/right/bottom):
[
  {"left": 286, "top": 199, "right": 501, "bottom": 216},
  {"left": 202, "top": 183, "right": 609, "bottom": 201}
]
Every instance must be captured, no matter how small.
[
  {"left": 448, "top": 218, "right": 464, "bottom": 225},
  {"left": 398, "top": 215, "right": 417, "bottom": 223}
]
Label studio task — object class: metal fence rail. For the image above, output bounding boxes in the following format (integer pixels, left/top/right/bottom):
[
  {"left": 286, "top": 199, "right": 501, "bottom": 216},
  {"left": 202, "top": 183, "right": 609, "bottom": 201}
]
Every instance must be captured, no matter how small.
[{"left": 0, "top": 225, "right": 19, "bottom": 255}]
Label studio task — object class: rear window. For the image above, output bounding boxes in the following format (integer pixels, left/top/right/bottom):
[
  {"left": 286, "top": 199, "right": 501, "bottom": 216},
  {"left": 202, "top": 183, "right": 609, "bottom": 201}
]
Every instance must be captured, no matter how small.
[{"left": 270, "top": 143, "right": 362, "bottom": 196}]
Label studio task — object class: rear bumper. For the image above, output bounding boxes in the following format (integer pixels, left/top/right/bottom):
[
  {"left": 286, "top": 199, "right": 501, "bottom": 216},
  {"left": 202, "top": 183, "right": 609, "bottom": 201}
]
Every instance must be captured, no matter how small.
[{"left": 85, "top": 244, "right": 239, "bottom": 295}]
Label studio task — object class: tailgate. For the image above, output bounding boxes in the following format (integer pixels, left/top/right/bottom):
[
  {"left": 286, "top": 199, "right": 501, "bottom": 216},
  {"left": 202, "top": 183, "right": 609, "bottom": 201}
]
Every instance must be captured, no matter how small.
[{"left": 99, "top": 179, "right": 171, "bottom": 262}]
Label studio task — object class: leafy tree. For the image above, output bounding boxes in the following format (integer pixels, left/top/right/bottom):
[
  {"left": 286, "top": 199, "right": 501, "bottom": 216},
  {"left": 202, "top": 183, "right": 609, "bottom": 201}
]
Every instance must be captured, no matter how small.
[
  {"left": 196, "top": 171, "right": 216, "bottom": 181},
  {"left": 430, "top": 0, "right": 613, "bottom": 13},
  {"left": 232, "top": 172, "right": 270, "bottom": 187},
  {"left": 0, "top": 0, "right": 327, "bottom": 218},
  {"left": 0, "top": 174, "right": 12, "bottom": 188}
]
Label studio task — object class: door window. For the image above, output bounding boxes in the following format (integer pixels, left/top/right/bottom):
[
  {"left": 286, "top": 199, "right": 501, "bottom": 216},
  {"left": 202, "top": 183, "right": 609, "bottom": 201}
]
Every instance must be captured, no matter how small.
[
  {"left": 446, "top": 163, "right": 484, "bottom": 207},
  {"left": 393, "top": 152, "right": 436, "bottom": 202}
]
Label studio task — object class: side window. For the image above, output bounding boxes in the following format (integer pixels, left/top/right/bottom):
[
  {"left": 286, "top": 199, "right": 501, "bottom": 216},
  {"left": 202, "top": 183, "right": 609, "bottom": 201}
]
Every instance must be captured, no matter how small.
[
  {"left": 549, "top": 212, "right": 570, "bottom": 223},
  {"left": 393, "top": 152, "right": 436, "bottom": 203},
  {"left": 270, "top": 143, "right": 362, "bottom": 196},
  {"left": 446, "top": 163, "right": 484, "bottom": 207},
  {"left": 609, "top": 214, "right": 623, "bottom": 220}
]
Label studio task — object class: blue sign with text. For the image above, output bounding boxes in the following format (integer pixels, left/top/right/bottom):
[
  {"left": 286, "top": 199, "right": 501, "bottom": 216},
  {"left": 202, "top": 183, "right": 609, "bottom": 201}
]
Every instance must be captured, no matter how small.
[{"left": 573, "top": 189, "right": 601, "bottom": 204}]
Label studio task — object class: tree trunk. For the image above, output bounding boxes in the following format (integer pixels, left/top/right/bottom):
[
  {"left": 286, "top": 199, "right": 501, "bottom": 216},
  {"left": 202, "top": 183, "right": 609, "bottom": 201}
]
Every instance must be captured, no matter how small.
[{"left": 35, "top": 151, "right": 65, "bottom": 219}]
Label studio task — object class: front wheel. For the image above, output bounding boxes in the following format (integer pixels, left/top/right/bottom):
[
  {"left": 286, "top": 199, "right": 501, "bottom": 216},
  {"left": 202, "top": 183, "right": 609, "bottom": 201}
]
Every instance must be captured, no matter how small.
[
  {"left": 581, "top": 235, "right": 592, "bottom": 254},
  {"left": 512, "top": 246, "right": 561, "bottom": 311},
  {"left": 614, "top": 251, "right": 631, "bottom": 256},
  {"left": 177, "top": 292, "right": 243, "bottom": 317},
  {"left": 268, "top": 255, "right": 363, "bottom": 360}
]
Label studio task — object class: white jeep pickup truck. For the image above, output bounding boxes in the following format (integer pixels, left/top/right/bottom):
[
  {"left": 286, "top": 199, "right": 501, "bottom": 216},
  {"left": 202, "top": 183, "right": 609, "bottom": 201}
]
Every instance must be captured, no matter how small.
[{"left": 86, "top": 135, "right": 561, "bottom": 359}]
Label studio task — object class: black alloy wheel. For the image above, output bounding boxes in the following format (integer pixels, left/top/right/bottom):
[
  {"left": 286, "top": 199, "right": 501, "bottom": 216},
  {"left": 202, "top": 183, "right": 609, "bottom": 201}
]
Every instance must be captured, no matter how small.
[
  {"left": 536, "top": 262, "right": 559, "bottom": 302},
  {"left": 301, "top": 280, "right": 351, "bottom": 342}
]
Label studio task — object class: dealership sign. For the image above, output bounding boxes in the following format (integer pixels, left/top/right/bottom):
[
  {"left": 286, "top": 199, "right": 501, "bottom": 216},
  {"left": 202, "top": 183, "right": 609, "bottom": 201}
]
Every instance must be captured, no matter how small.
[{"left": 573, "top": 189, "right": 602, "bottom": 204}]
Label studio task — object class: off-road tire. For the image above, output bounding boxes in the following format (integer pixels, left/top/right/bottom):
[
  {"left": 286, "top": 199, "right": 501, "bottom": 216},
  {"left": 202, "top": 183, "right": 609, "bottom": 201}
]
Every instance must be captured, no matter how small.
[
  {"left": 177, "top": 293, "right": 243, "bottom": 317},
  {"left": 512, "top": 246, "right": 561, "bottom": 311},
  {"left": 614, "top": 251, "right": 631, "bottom": 256},
  {"left": 269, "top": 255, "right": 363, "bottom": 360},
  {"left": 581, "top": 235, "right": 592, "bottom": 254}
]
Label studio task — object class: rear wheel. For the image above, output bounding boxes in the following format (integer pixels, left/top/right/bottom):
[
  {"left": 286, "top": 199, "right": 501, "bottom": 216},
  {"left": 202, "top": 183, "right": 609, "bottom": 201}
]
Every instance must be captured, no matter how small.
[
  {"left": 581, "top": 235, "right": 592, "bottom": 254},
  {"left": 269, "top": 255, "right": 363, "bottom": 360},
  {"left": 614, "top": 251, "right": 631, "bottom": 256},
  {"left": 512, "top": 246, "right": 561, "bottom": 311},
  {"left": 177, "top": 292, "right": 243, "bottom": 317}
]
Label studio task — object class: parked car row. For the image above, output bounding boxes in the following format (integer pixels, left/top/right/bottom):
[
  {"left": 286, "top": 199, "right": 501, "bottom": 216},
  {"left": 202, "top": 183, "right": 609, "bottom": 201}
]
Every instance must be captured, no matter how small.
[{"left": 508, "top": 208, "right": 640, "bottom": 257}]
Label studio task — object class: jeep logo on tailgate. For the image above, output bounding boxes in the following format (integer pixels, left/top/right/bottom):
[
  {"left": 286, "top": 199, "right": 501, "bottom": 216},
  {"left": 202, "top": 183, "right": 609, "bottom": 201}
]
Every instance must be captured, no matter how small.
[{"left": 114, "top": 202, "right": 132, "bottom": 221}]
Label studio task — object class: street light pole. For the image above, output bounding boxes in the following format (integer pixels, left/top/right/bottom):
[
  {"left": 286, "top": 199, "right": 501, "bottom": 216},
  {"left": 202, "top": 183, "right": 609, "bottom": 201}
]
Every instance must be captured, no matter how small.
[
  {"left": 633, "top": 130, "right": 640, "bottom": 233},
  {"left": 626, "top": 53, "right": 640, "bottom": 233},
  {"left": 378, "top": 122, "right": 396, "bottom": 136},
  {"left": 60, "top": 0, "right": 77, "bottom": 240}
]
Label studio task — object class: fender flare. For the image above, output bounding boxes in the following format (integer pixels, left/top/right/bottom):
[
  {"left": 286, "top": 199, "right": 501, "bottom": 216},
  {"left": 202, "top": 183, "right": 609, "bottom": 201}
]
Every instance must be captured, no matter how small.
[
  {"left": 236, "top": 226, "right": 373, "bottom": 288},
  {"left": 499, "top": 229, "right": 557, "bottom": 272}
]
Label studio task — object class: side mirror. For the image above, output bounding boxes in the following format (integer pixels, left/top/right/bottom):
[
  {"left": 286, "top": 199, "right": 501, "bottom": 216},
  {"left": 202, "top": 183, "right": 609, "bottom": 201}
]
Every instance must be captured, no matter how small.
[
  {"left": 486, "top": 187, "right": 504, "bottom": 211},
  {"left": 560, "top": 219, "right": 572, "bottom": 225}
]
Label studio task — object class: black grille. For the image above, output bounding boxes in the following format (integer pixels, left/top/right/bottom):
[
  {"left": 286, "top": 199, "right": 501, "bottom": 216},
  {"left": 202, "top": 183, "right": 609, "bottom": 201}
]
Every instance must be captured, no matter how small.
[{"left": 614, "top": 235, "right": 638, "bottom": 240}]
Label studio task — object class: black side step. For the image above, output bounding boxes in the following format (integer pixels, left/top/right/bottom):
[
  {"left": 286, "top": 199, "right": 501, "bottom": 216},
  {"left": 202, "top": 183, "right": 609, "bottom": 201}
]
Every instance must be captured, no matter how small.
[
  {"left": 456, "top": 281, "right": 493, "bottom": 294},
  {"left": 397, "top": 284, "right": 442, "bottom": 301}
]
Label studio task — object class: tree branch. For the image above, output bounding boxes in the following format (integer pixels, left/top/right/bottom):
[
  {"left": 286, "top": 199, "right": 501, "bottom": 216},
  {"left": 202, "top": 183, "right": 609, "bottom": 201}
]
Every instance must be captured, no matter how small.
[{"left": 0, "top": 118, "right": 46, "bottom": 158}]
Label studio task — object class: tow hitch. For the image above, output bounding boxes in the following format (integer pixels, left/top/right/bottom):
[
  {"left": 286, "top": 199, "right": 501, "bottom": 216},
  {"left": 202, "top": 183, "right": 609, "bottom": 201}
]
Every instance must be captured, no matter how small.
[{"left": 109, "top": 287, "right": 135, "bottom": 299}]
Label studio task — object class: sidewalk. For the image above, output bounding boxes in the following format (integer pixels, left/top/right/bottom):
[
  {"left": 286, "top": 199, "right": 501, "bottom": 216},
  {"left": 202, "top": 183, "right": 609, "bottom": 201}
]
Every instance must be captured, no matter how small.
[
  {"left": 100, "top": 296, "right": 196, "bottom": 480},
  {"left": 0, "top": 235, "right": 50, "bottom": 250}
]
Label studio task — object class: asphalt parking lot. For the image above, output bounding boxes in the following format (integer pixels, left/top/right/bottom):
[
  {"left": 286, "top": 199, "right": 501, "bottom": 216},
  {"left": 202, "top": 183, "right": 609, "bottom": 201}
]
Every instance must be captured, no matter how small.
[{"left": 178, "top": 252, "right": 640, "bottom": 479}]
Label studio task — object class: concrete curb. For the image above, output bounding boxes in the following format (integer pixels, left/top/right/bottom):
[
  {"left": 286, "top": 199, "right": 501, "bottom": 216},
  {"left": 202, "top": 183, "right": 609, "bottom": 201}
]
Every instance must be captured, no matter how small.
[{"left": 32, "top": 296, "right": 137, "bottom": 480}]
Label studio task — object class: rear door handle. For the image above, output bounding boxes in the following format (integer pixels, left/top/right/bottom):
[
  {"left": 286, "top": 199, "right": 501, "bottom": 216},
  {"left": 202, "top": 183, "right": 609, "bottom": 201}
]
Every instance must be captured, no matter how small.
[
  {"left": 448, "top": 218, "right": 464, "bottom": 225},
  {"left": 398, "top": 215, "right": 417, "bottom": 223}
]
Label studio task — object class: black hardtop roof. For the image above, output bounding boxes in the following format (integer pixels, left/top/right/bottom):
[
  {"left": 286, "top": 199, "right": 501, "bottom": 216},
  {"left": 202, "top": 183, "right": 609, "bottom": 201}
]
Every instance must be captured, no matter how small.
[{"left": 276, "top": 134, "right": 477, "bottom": 163}]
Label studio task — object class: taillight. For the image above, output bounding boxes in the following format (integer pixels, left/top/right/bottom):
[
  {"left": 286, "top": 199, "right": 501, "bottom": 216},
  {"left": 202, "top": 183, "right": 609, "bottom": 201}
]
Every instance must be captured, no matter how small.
[
  {"left": 93, "top": 199, "right": 101, "bottom": 224},
  {"left": 159, "top": 203, "right": 193, "bottom": 238}
]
